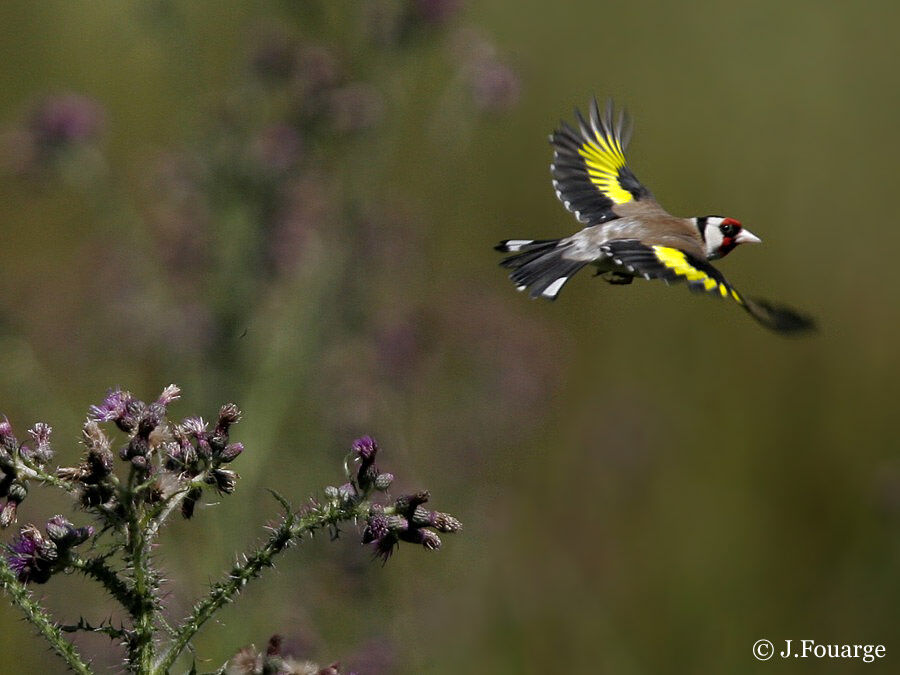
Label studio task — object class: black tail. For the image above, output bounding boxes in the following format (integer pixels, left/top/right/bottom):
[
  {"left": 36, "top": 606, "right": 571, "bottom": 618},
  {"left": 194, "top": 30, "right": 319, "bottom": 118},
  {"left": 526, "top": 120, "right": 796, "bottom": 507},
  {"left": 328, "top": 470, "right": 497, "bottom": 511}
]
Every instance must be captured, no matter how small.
[{"left": 495, "top": 239, "right": 587, "bottom": 300}]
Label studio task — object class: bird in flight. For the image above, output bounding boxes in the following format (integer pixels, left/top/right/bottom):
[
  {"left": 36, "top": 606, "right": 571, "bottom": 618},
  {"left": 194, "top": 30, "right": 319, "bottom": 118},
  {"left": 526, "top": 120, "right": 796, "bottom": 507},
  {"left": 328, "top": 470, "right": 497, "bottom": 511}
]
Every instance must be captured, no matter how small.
[{"left": 495, "top": 98, "right": 814, "bottom": 334}]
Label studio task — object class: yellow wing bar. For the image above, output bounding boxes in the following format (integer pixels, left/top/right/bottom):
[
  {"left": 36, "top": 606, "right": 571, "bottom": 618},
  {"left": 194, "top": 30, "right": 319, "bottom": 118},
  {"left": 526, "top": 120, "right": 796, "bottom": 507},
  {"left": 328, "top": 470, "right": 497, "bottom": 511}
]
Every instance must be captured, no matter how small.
[
  {"left": 578, "top": 129, "right": 633, "bottom": 205},
  {"left": 651, "top": 246, "right": 744, "bottom": 303},
  {"left": 550, "top": 99, "right": 650, "bottom": 224},
  {"left": 600, "top": 239, "right": 815, "bottom": 334}
]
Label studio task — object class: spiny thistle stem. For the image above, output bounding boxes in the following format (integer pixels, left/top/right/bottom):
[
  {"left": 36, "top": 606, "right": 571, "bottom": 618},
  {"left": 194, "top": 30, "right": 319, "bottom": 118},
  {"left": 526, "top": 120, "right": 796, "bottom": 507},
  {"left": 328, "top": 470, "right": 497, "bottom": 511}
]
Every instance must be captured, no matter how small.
[
  {"left": 126, "top": 498, "right": 156, "bottom": 672},
  {"left": 110, "top": 464, "right": 159, "bottom": 672},
  {"left": 151, "top": 498, "right": 370, "bottom": 675},
  {"left": 17, "top": 456, "right": 78, "bottom": 494},
  {"left": 0, "top": 557, "right": 93, "bottom": 675},
  {"left": 2, "top": 386, "right": 461, "bottom": 673},
  {"left": 71, "top": 555, "right": 140, "bottom": 616}
]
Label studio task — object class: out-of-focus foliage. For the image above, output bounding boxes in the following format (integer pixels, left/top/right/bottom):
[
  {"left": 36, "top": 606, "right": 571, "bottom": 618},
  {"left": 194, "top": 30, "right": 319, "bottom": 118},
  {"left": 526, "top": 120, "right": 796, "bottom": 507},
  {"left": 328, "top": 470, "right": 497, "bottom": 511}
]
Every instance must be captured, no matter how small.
[{"left": 0, "top": 0, "right": 899, "bottom": 673}]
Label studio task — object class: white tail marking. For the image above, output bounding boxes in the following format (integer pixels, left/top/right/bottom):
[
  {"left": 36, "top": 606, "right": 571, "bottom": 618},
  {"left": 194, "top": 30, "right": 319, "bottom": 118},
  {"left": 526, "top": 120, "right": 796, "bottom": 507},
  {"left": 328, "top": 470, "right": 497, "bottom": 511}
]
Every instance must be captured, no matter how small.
[{"left": 542, "top": 277, "right": 568, "bottom": 298}]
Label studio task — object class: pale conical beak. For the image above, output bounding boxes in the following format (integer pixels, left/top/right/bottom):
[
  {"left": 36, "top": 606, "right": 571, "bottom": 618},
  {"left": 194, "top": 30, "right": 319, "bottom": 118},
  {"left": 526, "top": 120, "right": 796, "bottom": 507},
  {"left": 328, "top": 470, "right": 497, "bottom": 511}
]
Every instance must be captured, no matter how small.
[{"left": 735, "top": 229, "right": 762, "bottom": 244}]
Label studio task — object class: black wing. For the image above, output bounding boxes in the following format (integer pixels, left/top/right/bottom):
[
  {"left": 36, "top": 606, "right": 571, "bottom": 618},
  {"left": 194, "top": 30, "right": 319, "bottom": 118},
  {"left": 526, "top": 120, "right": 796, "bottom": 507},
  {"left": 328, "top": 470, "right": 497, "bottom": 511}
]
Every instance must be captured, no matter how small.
[
  {"left": 601, "top": 240, "right": 816, "bottom": 335},
  {"left": 550, "top": 98, "right": 651, "bottom": 225}
]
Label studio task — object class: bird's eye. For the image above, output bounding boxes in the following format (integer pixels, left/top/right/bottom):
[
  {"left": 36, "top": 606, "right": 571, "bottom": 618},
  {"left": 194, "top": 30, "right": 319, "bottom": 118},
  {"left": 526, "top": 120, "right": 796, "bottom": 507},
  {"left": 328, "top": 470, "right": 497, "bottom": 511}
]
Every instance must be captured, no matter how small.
[{"left": 720, "top": 223, "right": 738, "bottom": 237}]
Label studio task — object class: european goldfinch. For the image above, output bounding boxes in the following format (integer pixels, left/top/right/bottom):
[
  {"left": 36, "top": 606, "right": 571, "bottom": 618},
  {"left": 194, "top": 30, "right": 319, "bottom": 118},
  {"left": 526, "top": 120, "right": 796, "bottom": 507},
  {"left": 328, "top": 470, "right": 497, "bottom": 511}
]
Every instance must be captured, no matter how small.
[{"left": 495, "top": 98, "right": 814, "bottom": 334}]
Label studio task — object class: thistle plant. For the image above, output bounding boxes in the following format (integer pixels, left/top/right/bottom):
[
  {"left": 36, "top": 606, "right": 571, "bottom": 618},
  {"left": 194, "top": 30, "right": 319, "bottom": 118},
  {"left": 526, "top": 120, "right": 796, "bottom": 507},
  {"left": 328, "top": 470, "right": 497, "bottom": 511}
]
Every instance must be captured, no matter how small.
[{"left": 0, "top": 385, "right": 460, "bottom": 674}]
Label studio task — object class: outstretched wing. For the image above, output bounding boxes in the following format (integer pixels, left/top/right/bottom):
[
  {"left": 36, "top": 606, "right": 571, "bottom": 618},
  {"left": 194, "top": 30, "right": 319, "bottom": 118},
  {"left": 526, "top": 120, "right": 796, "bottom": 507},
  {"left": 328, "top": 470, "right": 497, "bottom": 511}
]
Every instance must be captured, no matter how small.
[
  {"left": 601, "top": 240, "right": 815, "bottom": 334},
  {"left": 550, "top": 98, "right": 652, "bottom": 226}
]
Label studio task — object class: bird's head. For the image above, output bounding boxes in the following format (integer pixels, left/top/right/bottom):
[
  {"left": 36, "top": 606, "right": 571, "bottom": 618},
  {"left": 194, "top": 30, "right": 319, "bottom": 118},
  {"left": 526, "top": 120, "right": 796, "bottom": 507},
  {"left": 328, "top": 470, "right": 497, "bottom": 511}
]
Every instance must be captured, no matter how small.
[{"left": 695, "top": 216, "right": 761, "bottom": 260}]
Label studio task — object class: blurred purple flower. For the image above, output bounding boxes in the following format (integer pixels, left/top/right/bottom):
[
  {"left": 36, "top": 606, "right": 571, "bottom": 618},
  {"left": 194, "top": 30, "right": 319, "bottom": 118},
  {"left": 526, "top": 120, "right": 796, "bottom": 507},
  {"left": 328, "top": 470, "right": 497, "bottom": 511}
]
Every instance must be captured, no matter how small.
[
  {"left": 268, "top": 174, "right": 331, "bottom": 274},
  {"left": 29, "top": 93, "right": 104, "bottom": 149},
  {"left": 413, "top": 0, "right": 463, "bottom": 25},
  {"left": 248, "top": 124, "right": 302, "bottom": 175},
  {"left": 295, "top": 45, "right": 341, "bottom": 97},
  {"left": 328, "top": 83, "right": 385, "bottom": 133},
  {"left": 375, "top": 314, "right": 425, "bottom": 383},
  {"left": 141, "top": 152, "right": 211, "bottom": 279},
  {"left": 248, "top": 27, "right": 297, "bottom": 82},
  {"left": 453, "top": 30, "right": 520, "bottom": 113},
  {"left": 469, "top": 57, "right": 520, "bottom": 113}
]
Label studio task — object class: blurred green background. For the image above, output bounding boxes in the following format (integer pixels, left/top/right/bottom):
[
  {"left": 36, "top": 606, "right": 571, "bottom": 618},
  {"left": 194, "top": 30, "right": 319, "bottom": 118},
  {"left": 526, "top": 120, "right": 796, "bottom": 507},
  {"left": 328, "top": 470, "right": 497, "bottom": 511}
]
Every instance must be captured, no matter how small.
[{"left": 0, "top": 1, "right": 898, "bottom": 673}]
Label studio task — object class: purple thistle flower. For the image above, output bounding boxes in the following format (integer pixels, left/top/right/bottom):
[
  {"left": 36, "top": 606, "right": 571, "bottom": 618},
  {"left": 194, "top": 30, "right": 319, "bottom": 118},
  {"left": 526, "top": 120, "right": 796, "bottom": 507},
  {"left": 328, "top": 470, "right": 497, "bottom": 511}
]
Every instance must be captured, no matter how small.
[
  {"left": 0, "top": 417, "right": 18, "bottom": 458},
  {"left": 179, "top": 417, "right": 208, "bottom": 437},
  {"left": 216, "top": 403, "right": 241, "bottom": 431},
  {"left": 137, "top": 401, "right": 165, "bottom": 438},
  {"left": 26, "top": 423, "right": 53, "bottom": 464},
  {"left": 362, "top": 511, "right": 390, "bottom": 544},
  {"left": 353, "top": 438, "right": 381, "bottom": 492},
  {"left": 351, "top": 436, "right": 378, "bottom": 461},
  {"left": 156, "top": 384, "right": 181, "bottom": 408},
  {"left": 89, "top": 388, "right": 132, "bottom": 424},
  {"left": 373, "top": 532, "right": 398, "bottom": 562},
  {"left": 7, "top": 524, "right": 58, "bottom": 584},
  {"left": 210, "top": 403, "right": 241, "bottom": 454}
]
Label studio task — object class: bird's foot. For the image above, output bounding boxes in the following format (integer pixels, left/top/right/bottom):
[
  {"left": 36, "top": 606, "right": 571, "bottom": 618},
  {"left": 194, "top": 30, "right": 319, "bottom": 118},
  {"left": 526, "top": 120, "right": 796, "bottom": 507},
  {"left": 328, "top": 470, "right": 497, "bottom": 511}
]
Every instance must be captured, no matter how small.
[{"left": 598, "top": 271, "right": 634, "bottom": 285}]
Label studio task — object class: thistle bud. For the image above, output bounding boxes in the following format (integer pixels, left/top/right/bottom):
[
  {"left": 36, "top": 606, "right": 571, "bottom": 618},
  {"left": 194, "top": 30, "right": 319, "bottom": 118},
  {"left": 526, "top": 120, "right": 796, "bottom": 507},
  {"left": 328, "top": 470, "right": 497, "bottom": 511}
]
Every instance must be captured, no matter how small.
[
  {"left": 44, "top": 515, "right": 73, "bottom": 543},
  {"left": 218, "top": 442, "right": 244, "bottom": 463},
  {"left": 44, "top": 515, "right": 93, "bottom": 549},
  {"left": 0, "top": 501, "right": 17, "bottom": 528},
  {"left": 209, "top": 468, "right": 237, "bottom": 494},
  {"left": 399, "top": 527, "right": 441, "bottom": 551},
  {"left": 373, "top": 473, "right": 393, "bottom": 491},
  {"left": 393, "top": 491, "right": 429, "bottom": 516}
]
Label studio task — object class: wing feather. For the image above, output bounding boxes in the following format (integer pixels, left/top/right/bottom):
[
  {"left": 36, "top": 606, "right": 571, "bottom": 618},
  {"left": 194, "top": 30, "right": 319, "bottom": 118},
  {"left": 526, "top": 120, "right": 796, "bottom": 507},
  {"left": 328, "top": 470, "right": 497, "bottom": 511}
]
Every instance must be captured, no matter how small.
[
  {"left": 550, "top": 99, "right": 651, "bottom": 225},
  {"left": 600, "top": 240, "right": 816, "bottom": 334}
]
